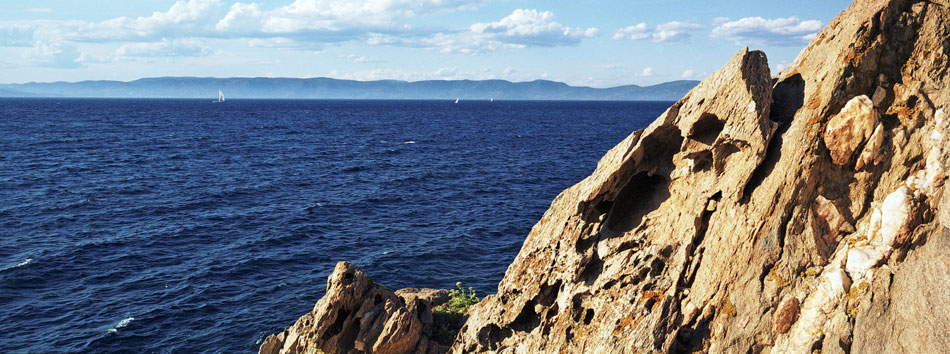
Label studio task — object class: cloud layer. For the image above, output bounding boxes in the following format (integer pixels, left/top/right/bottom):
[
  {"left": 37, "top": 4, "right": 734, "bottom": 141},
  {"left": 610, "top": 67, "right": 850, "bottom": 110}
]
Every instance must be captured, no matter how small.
[
  {"left": 0, "top": 0, "right": 603, "bottom": 67},
  {"left": 612, "top": 21, "right": 701, "bottom": 43},
  {"left": 216, "top": 0, "right": 484, "bottom": 34},
  {"left": 710, "top": 16, "right": 822, "bottom": 46},
  {"left": 0, "top": 0, "right": 827, "bottom": 74},
  {"left": 366, "top": 8, "right": 597, "bottom": 54},
  {"left": 116, "top": 38, "right": 212, "bottom": 58}
]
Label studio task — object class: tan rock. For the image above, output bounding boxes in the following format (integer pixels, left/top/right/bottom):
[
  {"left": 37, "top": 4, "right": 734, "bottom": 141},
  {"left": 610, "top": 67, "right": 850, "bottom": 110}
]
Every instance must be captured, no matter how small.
[
  {"left": 773, "top": 297, "right": 800, "bottom": 334},
  {"left": 872, "top": 86, "right": 887, "bottom": 107},
  {"left": 814, "top": 195, "right": 850, "bottom": 241},
  {"left": 824, "top": 95, "right": 878, "bottom": 166},
  {"left": 855, "top": 123, "right": 884, "bottom": 171},
  {"left": 259, "top": 262, "right": 447, "bottom": 354}
]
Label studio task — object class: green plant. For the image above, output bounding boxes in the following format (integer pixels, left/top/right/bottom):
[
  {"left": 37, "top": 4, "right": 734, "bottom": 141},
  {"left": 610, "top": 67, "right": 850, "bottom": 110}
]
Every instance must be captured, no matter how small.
[
  {"left": 431, "top": 282, "right": 481, "bottom": 344},
  {"left": 436, "top": 282, "right": 480, "bottom": 315}
]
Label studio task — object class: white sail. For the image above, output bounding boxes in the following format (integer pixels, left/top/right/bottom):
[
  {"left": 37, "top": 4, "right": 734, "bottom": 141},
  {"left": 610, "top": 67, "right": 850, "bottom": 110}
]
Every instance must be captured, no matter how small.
[
  {"left": 214, "top": 90, "right": 225, "bottom": 103},
  {"left": 454, "top": 98, "right": 459, "bottom": 104}
]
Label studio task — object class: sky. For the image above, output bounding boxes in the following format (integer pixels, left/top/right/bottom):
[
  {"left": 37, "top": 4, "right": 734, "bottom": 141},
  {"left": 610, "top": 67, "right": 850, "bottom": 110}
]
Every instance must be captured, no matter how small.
[{"left": 0, "top": 0, "right": 852, "bottom": 87}]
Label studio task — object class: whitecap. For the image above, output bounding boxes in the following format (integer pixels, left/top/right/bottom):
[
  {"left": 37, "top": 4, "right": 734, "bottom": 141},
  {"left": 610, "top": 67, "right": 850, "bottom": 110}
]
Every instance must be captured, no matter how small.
[
  {"left": 2, "top": 258, "right": 32, "bottom": 271},
  {"left": 403, "top": 141, "right": 416, "bottom": 144},
  {"left": 109, "top": 317, "right": 134, "bottom": 333}
]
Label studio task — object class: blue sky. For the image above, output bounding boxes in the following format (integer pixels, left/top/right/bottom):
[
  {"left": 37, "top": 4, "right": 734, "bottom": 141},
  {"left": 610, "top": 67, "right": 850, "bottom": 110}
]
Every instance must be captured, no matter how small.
[{"left": 0, "top": 0, "right": 851, "bottom": 87}]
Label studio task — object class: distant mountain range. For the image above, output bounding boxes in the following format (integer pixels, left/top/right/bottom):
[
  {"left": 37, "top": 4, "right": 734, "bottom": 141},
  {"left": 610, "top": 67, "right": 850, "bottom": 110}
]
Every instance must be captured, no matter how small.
[{"left": 0, "top": 77, "right": 699, "bottom": 101}]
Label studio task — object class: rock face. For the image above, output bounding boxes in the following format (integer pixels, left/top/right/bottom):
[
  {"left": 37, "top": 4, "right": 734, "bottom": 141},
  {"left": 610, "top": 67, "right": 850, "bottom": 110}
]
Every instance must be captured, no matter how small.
[
  {"left": 449, "top": 0, "right": 950, "bottom": 352},
  {"left": 263, "top": 0, "right": 950, "bottom": 353},
  {"left": 259, "top": 262, "right": 450, "bottom": 354}
]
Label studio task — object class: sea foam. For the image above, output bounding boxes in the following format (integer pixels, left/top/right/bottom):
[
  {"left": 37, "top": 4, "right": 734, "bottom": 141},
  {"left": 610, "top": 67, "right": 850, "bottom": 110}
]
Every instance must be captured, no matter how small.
[
  {"left": 1, "top": 258, "right": 32, "bottom": 271},
  {"left": 109, "top": 317, "right": 134, "bottom": 333}
]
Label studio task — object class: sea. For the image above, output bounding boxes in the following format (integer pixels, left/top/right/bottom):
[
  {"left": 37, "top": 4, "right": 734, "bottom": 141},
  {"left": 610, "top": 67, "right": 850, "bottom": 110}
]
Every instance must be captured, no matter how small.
[{"left": 0, "top": 98, "right": 670, "bottom": 353}]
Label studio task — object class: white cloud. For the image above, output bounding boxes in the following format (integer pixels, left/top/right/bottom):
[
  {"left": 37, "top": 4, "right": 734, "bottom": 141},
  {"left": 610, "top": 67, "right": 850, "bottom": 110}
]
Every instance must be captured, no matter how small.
[
  {"left": 469, "top": 9, "right": 597, "bottom": 47},
  {"left": 370, "top": 9, "right": 597, "bottom": 54},
  {"left": 640, "top": 67, "right": 654, "bottom": 77},
  {"left": 612, "top": 23, "right": 649, "bottom": 40},
  {"left": 681, "top": 69, "right": 694, "bottom": 78},
  {"left": 0, "top": 20, "right": 85, "bottom": 47},
  {"left": 0, "top": 0, "right": 223, "bottom": 48},
  {"left": 342, "top": 54, "right": 381, "bottom": 63},
  {"left": 612, "top": 21, "right": 701, "bottom": 43},
  {"left": 2, "top": 0, "right": 596, "bottom": 73},
  {"left": 217, "top": 0, "right": 486, "bottom": 34},
  {"left": 710, "top": 16, "right": 822, "bottom": 46},
  {"left": 247, "top": 37, "right": 323, "bottom": 51},
  {"left": 22, "top": 40, "right": 82, "bottom": 68},
  {"left": 0, "top": 22, "right": 44, "bottom": 46},
  {"left": 75, "top": 52, "right": 112, "bottom": 64},
  {"left": 248, "top": 36, "right": 294, "bottom": 47},
  {"left": 653, "top": 21, "right": 702, "bottom": 43},
  {"left": 79, "top": 0, "right": 224, "bottom": 41},
  {"left": 115, "top": 38, "right": 212, "bottom": 58}
]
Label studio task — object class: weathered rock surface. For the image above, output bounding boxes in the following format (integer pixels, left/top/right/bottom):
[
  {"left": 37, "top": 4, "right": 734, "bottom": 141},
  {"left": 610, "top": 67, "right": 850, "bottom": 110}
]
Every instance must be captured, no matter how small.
[
  {"left": 263, "top": 0, "right": 950, "bottom": 353},
  {"left": 259, "top": 262, "right": 450, "bottom": 354},
  {"left": 450, "top": 0, "right": 950, "bottom": 352}
]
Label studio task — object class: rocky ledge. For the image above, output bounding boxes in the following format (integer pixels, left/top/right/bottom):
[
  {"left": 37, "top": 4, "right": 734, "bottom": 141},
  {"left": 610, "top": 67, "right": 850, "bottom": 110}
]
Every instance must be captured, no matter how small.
[
  {"left": 260, "top": 262, "right": 458, "bottom": 354},
  {"left": 262, "top": 0, "right": 950, "bottom": 353}
]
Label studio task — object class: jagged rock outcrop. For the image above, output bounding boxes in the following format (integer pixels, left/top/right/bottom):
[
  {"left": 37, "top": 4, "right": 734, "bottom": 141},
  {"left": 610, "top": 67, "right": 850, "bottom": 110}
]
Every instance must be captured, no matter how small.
[
  {"left": 449, "top": 0, "right": 950, "bottom": 352},
  {"left": 259, "top": 262, "right": 450, "bottom": 354},
  {"left": 263, "top": 0, "right": 950, "bottom": 353},
  {"left": 452, "top": 47, "right": 777, "bottom": 353}
]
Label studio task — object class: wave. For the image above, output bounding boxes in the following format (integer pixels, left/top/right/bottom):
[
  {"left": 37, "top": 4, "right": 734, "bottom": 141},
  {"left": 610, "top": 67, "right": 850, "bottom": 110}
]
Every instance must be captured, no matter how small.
[
  {"left": 108, "top": 317, "right": 134, "bottom": 333},
  {"left": 1, "top": 258, "right": 33, "bottom": 272},
  {"left": 403, "top": 141, "right": 416, "bottom": 144}
]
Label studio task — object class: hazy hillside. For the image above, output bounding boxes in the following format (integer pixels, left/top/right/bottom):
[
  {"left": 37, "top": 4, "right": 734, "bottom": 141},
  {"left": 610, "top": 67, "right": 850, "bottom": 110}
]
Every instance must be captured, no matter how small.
[{"left": 0, "top": 77, "right": 699, "bottom": 101}]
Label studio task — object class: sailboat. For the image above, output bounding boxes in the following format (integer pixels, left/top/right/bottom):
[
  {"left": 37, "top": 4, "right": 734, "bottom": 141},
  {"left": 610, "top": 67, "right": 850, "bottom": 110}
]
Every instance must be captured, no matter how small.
[
  {"left": 213, "top": 90, "right": 225, "bottom": 103},
  {"left": 454, "top": 98, "right": 459, "bottom": 104}
]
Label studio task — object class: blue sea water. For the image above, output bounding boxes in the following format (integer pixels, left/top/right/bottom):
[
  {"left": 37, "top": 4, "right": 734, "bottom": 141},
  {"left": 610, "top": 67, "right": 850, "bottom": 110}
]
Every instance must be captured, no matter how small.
[{"left": 0, "top": 98, "right": 668, "bottom": 353}]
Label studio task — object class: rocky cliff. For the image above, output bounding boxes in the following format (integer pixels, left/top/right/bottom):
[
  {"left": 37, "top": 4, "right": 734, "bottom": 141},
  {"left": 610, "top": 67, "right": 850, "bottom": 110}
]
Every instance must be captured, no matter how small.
[{"left": 262, "top": 0, "right": 950, "bottom": 353}]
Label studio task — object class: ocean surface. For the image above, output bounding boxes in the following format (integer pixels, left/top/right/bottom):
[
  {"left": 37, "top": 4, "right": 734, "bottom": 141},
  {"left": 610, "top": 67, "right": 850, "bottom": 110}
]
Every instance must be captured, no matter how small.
[{"left": 0, "top": 99, "right": 669, "bottom": 353}]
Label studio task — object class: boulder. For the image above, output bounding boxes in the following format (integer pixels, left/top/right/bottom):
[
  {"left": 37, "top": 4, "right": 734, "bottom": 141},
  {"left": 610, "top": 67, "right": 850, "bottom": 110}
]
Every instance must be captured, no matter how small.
[{"left": 259, "top": 262, "right": 449, "bottom": 354}]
